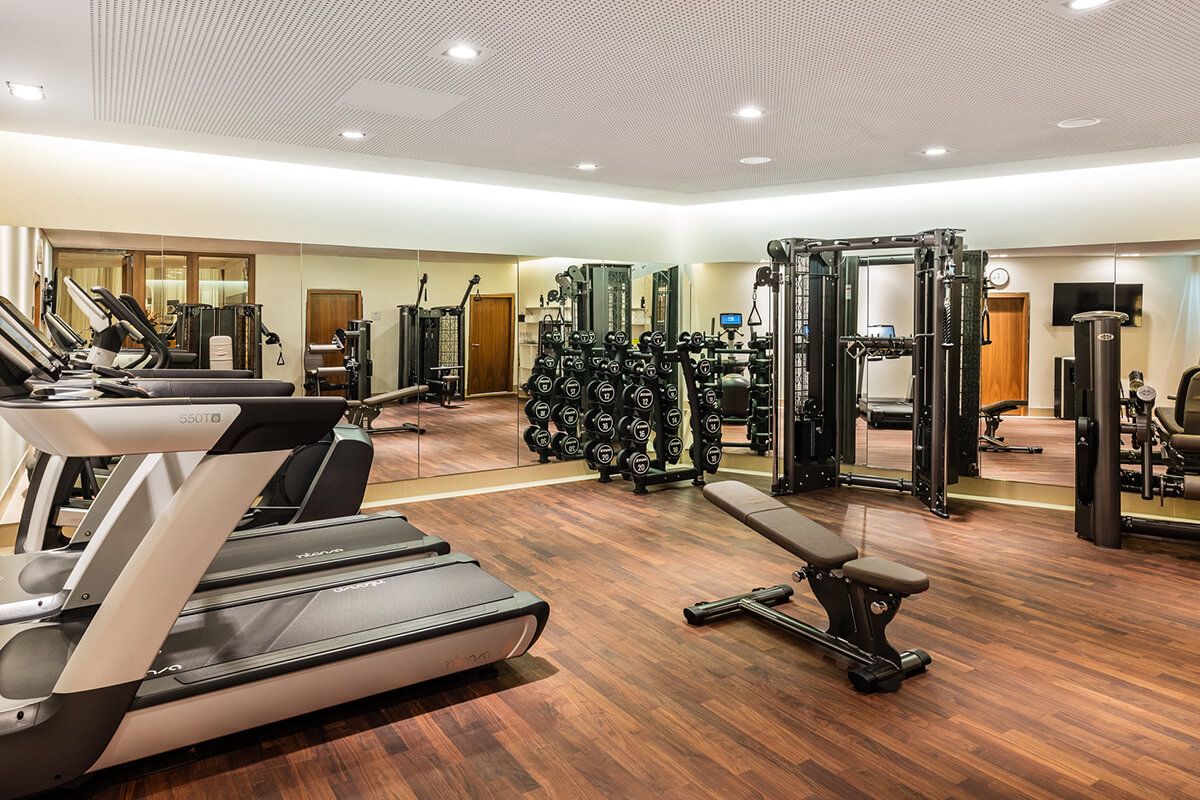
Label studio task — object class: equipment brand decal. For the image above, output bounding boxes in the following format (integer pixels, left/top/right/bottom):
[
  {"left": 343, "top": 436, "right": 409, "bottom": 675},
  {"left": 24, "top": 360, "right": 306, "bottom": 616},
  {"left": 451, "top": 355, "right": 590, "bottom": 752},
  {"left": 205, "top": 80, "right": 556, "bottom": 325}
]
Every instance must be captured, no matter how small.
[
  {"left": 179, "top": 413, "right": 222, "bottom": 424},
  {"left": 333, "top": 579, "right": 386, "bottom": 593},
  {"left": 297, "top": 548, "right": 344, "bottom": 559},
  {"left": 1097, "top": 333, "right": 1115, "bottom": 341},
  {"left": 146, "top": 664, "right": 183, "bottom": 677},
  {"left": 446, "top": 651, "right": 492, "bottom": 670}
]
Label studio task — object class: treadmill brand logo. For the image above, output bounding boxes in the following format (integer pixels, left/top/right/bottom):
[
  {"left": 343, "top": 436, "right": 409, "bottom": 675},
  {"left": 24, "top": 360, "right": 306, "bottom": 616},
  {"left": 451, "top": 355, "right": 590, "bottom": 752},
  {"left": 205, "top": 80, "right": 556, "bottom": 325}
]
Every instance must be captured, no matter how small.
[
  {"left": 333, "top": 579, "right": 386, "bottom": 593},
  {"left": 179, "top": 413, "right": 222, "bottom": 424},
  {"left": 297, "top": 548, "right": 344, "bottom": 559},
  {"left": 446, "top": 651, "right": 491, "bottom": 670},
  {"left": 1097, "top": 333, "right": 1115, "bottom": 341},
  {"left": 146, "top": 664, "right": 182, "bottom": 677}
]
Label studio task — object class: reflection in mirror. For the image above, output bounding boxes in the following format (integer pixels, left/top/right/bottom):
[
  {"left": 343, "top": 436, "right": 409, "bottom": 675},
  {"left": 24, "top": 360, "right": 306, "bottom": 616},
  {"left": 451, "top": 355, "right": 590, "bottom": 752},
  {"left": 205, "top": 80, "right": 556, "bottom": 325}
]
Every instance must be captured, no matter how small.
[
  {"left": 688, "top": 262, "right": 773, "bottom": 458},
  {"left": 857, "top": 250, "right": 916, "bottom": 471},
  {"left": 0, "top": 225, "right": 45, "bottom": 483},
  {"left": 411, "top": 251, "right": 519, "bottom": 479},
  {"left": 974, "top": 242, "right": 1117, "bottom": 485},
  {"left": 299, "top": 243, "right": 421, "bottom": 482}
]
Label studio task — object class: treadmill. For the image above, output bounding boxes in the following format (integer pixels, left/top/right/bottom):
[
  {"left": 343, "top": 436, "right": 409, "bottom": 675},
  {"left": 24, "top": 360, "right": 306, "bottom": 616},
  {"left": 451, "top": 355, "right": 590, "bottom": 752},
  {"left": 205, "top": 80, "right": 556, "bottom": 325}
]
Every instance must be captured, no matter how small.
[
  {"left": 0, "top": 318, "right": 548, "bottom": 798},
  {"left": 852, "top": 325, "right": 915, "bottom": 428},
  {"left": 0, "top": 301, "right": 445, "bottom": 620}
]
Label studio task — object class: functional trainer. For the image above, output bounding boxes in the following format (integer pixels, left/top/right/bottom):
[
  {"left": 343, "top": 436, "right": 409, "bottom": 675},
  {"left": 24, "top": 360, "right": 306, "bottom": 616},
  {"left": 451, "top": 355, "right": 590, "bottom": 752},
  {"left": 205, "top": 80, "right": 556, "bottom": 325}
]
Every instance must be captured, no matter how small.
[{"left": 685, "top": 481, "right": 931, "bottom": 692}]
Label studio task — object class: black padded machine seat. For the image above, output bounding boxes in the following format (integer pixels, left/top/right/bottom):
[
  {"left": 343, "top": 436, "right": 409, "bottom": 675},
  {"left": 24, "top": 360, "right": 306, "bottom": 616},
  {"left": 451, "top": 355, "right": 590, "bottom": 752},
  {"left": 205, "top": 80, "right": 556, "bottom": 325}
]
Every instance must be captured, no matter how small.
[
  {"left": 979, "top": 399, "right": 1042, "bottom": 454},
  {"left": 345, "top": 385, "right": 429, "bottom": 435},
  {"left": 686, "top": 480, "right": 931, "bottom": 692}
]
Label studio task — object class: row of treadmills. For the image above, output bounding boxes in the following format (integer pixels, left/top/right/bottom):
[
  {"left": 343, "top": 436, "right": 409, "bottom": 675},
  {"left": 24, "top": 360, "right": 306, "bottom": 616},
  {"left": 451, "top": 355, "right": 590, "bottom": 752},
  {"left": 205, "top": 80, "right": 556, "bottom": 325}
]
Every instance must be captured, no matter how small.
[{"left": 0, "top": 292, "right": 548, "bottom": 798}]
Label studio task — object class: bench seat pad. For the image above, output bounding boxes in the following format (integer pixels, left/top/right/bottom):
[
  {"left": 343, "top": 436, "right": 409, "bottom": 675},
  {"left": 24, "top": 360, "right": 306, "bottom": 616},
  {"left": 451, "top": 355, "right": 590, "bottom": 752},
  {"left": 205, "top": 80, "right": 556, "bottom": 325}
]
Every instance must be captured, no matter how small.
[
  {"left": 363, "top": 384, "right": 430, "bottom": 407},
  {"left": 703, "top": 481, "right": 784, "bottom": 523},
  {"left": 744, "top": 508, "right": 858, "bottom": 569},
  {"left": 843, "top": 556, "right": 929, "bottom": 595}
]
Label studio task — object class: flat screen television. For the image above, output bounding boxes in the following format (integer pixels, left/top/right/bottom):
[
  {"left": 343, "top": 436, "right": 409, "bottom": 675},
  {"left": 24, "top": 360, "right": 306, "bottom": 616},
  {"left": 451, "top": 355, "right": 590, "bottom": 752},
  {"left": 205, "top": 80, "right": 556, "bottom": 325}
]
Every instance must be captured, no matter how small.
[{"left": 1051, "top": 282, "right": 1142, "bottom": 327}]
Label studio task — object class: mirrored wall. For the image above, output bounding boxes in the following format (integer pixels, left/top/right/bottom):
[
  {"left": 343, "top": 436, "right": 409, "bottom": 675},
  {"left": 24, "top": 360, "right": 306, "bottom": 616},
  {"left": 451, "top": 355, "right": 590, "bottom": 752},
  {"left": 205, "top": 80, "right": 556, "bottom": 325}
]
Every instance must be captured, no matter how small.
[{"left": 9, "top": 225, "right": 1199, "bottom": 498}]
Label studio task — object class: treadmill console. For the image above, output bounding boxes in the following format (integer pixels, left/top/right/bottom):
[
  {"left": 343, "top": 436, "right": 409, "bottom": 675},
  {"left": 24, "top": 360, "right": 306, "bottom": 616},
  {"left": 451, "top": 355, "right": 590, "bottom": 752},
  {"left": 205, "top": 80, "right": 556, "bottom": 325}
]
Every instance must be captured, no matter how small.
[{"left": 720, "top": 312, "right": 743, "bottom": 330}]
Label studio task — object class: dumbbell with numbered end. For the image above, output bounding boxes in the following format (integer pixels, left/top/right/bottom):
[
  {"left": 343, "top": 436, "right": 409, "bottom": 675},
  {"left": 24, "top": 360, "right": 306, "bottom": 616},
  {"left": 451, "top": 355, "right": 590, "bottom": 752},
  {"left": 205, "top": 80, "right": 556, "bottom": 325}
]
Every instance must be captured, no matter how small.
[
  {"left": 524, "top": 399, "right": 552, "bottom": 423},
  {"left": 662, "top": 405, "right": 683, "bottom": 432},
  {"left": 527, "top": 372, "right": 555, "bottom": 397},
  {"left": 638, "top": 330, "right": 665, "bottom": 351},
  {"left": 689, "top": 441, "right": 723, "bottom": 473},
  {"left": 697, "top": 386, "right": 720, "bottom": 410},
  {"left": 584, "top": 439, "right": 615, "bottom": 466},
  {"left": 617, "top": 448, "right": 652, "bottom": 476},
  {"left": 658, "top": 435, "right": 684, "bottom": 464},
  {"left": 551, "top": 431, "right": 582, "bottom": 458},
  {"left": 523, "top": 426, "right": 551, "bottom": 451},
  {"left": 604, "top": 330, "right": 630, "bottom": 348},
  {"left": 584, "top": 408, "right": 616, "bottom": 439},
  {"left": 542, "top": 329, "right": 564, "bottom": 345},
  {"left": 551, "top": 404, "right": 580, "bottom": 429},
  {"left": 553, "top": 376, "right": 582, "bottom": 400},
  {"left": 698, "top": 411, "right": 723, "bottom": 439},
  {"left": 534, "top": 354, "right": 558, "bottom": 371},
  {"left": 587, "top": 379, "right": 617, "bottom": 405},
  {"left": 661, "top": 382, "right": 680, "bottom": 403},
  {"left": 623, "top": 384, "right": 655, "bottom": 411},
  {"left": 693, "top": 358, "right": 714, "bottom": 379},
  {"left": 618, "top": 416, "right": 652, "bottom": 444}
]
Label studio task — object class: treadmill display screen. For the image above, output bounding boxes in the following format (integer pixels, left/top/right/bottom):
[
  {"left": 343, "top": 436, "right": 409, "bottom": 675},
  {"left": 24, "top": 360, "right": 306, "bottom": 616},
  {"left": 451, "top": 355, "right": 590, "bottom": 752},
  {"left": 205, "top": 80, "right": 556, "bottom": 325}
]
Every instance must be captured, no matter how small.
[
  {"left": 867, "top": 324, "right": 896, "bottom": 338},
  {"left": 720, "top": 313, "right": 743, "bottom": 328}
]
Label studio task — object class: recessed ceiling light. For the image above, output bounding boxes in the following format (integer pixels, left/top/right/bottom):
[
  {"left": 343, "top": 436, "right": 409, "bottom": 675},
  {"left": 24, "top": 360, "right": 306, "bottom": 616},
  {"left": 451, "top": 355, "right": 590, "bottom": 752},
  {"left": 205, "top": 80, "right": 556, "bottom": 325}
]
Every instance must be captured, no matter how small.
[
  {"left": 339, "top": 130, "right": 366, "bottom": 140},
  {"left": 6, "top": 81, "right": 45, "bottom": 101},
  {"left": 446, "top": 44, "right": 480, "bottom": 60},
  {"left": 735, "top": 106, "right": 764, "bottom": 119},
  {"left": 575, "top": 162, "right": 598, "bottom": 171},
  {"left": 739, "top": 156, "right": 771, "bottom": 165},
  {"left": 1068, "top": 0, "right": 1112, "bottom": 9},
  {"left": 1057, "top": 116, "right": 1102, "bottom": 128},
  {"left": 923, "top": 147, "right": 948, "bottom": 157},
  {"left": 992, "top": 254, "right": 1009, "bottom": 258},
  {"left": 1119, "top": 252, "right": 1141, "bottom": 257}
]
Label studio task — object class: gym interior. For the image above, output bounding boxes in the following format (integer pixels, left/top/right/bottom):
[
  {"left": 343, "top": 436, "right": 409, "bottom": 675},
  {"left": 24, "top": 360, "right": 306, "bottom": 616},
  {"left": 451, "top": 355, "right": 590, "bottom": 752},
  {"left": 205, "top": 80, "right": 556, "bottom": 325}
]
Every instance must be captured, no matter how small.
[{"left": 0, "top": 1, "right": 1198, "bottom": 798}]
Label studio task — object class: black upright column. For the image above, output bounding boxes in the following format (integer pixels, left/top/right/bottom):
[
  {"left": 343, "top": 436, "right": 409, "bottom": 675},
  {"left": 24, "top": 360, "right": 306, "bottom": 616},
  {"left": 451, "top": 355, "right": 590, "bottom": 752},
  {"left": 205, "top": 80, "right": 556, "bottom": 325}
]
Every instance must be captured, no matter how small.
[{"left": 1073, "top": 310, "right": 1127, "bottom": 549}]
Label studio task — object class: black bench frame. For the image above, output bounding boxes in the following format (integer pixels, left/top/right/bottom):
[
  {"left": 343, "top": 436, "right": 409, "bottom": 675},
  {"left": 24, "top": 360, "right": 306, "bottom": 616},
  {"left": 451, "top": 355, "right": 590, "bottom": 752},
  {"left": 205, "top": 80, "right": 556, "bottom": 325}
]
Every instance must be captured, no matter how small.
[
  {"left": 978, "top": 400, "right": 1043, "bottom": 454},
  {"left": 686, "top": 483, "right": 931, "bottom": 693}
]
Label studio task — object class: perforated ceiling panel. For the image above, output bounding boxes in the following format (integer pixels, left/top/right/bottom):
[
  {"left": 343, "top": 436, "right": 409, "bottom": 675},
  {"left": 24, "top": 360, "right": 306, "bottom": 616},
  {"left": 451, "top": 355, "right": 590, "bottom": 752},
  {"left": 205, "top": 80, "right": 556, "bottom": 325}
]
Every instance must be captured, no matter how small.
[{"left": 88, "top": 0, "right": 1200, "bottom": 195}]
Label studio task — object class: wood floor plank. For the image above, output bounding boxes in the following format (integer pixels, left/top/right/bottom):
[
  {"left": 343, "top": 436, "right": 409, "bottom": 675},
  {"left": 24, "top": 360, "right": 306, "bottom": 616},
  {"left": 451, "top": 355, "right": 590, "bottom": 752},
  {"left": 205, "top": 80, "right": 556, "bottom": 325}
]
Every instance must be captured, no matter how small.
[{"left": 63, "top": 475, "right": 1200, "bottom": 800}]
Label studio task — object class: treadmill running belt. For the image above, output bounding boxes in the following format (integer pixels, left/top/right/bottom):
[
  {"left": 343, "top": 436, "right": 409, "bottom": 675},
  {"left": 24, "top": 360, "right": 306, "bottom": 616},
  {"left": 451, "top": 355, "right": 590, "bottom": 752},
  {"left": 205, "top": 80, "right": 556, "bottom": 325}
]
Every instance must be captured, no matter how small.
[
  {"left": 145, "top": 562, "right": 517, "bottom": 677},
  {"left": 203, "top": 515, "right": 431, "bottom": 580}
]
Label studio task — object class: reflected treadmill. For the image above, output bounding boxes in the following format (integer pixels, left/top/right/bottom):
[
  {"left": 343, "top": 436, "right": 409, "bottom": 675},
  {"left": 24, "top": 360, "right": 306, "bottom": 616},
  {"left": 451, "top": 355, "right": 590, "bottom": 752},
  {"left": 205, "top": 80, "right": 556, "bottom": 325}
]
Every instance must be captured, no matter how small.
[{"left": 0, "top": 337, "right": 548, "bottom": 798}]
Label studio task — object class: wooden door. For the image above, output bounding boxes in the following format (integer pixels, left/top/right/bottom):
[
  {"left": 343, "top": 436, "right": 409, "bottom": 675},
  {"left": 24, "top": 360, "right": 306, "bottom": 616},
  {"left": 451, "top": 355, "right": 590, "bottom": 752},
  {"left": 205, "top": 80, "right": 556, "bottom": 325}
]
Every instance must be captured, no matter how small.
[
  {"left": 468, "top": 294, "right": 514, "bottom": 395},
  {"left": 306, "top": 289, "right": 362, "bottom": 394},
  {"left": 981, "top": 293, "right": 1030, "bottom": 413}
]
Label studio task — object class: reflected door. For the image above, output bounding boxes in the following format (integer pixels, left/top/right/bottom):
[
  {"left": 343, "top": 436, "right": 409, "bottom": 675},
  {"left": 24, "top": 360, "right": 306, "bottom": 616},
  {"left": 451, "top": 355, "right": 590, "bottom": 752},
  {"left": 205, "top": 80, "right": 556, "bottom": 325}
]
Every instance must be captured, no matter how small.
[
  {"left": 306, "top": 289, "right": 362, "bottom": 396},
  {"left": 981, "top": 293, "right": 1031, "bottom": 411},
  {"left": 468, "top": 294, "right": 514, "bottom": 395}
]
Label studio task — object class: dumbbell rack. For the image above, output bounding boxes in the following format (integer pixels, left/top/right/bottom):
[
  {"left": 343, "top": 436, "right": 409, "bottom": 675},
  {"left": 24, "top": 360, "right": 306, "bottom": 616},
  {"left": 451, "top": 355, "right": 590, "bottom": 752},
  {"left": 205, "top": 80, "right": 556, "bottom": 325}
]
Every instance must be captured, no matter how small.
[
  {"left": 706, "top": 331, "right": 773, "bottom": 455},
  {"left": 522, "top": 329, "right": 586, "bottom": 463},
  {"left": 595, "top": 330, "right": 721, "bottom": 494}
]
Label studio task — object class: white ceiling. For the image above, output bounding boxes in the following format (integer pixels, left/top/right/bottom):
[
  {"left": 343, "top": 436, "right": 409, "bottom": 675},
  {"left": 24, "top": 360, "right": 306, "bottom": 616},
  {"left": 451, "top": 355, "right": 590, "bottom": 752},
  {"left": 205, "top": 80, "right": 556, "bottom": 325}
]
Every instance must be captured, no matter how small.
[{"left": 3, "top": 0, "right": 1200, "bottom": 201}]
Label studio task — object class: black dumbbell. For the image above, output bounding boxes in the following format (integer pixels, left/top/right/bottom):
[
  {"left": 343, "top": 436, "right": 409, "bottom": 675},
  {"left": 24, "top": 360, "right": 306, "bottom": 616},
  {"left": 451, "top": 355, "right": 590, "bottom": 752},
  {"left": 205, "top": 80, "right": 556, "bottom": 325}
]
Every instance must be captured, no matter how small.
[
  {"left": 535, "top": 354, "right": 558, "bottom": 371},
  {"left": 601, "top": 359, "right": 622, "bottom": 377},
  {"left": 543, "top": 329, "right": 564, "bottom": 345},
  {"left": 551, "top": 432, "right": 581, "bottom": 458},
  {"left": 585, "top": 440, "right": 615, "bottom": 466},
  {"left": 554, "top": 376, "right": 582, "bottom": 400},
  {"left": 659, "top": 435, "right": 684, "bottom": 463},
  {"left": 619, "top": 416, "right": 652, "bottom": 444},
  {"left": 698, "top": 386, "right": 719, "bottom": 409},
  {"left": 639, "top": 330, "right": 665, "bottom": 350},
  {"left": 523, "top": 426, "right": 551, "bottom": 451},
  {"left": 690, "top": 331, "right": 707, "bottom": 352},
  {"left": 690, "top": 442, "right": 722, "bottom": 473},
  {"left": 528, "top": 373, "right": 554, "bottom": 396},
  {"left": 552, "top": 404, "right": 580, "bottom": 428},
  {"left": 610, "top": 330, "right": 629, "bottom": 347},
  {"left": 587, "top": 380, "right": 617, "bottom": 405},
  {"left": 662, "top": 383, "right": 680, "bottom": 403},
  {"left": 694, "top": 359, "right": 713, "bottom": 378},
  {"left": 623, "top": 385, "right": 655, "bottom": 411},
  {"left": 524, "top": 399, "right": 552, "bottom": 422},
  {"left": 663, "top": 406, "right": 683, "bottom": 430},
  {"left": 700, "top": 412, "right": 722, "bottom": 438},
  {"left": 585, "top": 409, "right": 616, "bottom": 438},
  {"left": 640, "top": 362, "right": 659, "bottom": 381},
  {"left": 618, "top": 448, "right": 652, "bottom": 476}
]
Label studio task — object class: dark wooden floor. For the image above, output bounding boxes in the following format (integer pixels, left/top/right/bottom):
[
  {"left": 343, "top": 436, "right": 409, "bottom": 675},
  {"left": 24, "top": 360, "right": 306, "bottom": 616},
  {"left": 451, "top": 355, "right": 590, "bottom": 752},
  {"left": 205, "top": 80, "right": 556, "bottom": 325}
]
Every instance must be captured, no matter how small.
[
  {"left": 73, "top": 476, "right": 1200, "bottom": 799},
  {"left": 368, "top": 395, "right": 526, "bottom": 482}
]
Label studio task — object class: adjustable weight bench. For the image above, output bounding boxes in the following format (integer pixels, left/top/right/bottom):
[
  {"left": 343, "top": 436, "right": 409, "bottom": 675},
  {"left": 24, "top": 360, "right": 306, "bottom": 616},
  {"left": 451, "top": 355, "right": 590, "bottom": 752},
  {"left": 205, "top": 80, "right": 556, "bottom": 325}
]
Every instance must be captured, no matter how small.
[
  {"left": 684, "top": 481, "right": 931, "bottom": 693},
  {"left": 979, "top": 400, "right": 1043, "bottom": 454},
  {"left": 346, "top": 384, "right": 430, "bottom": 435}
]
